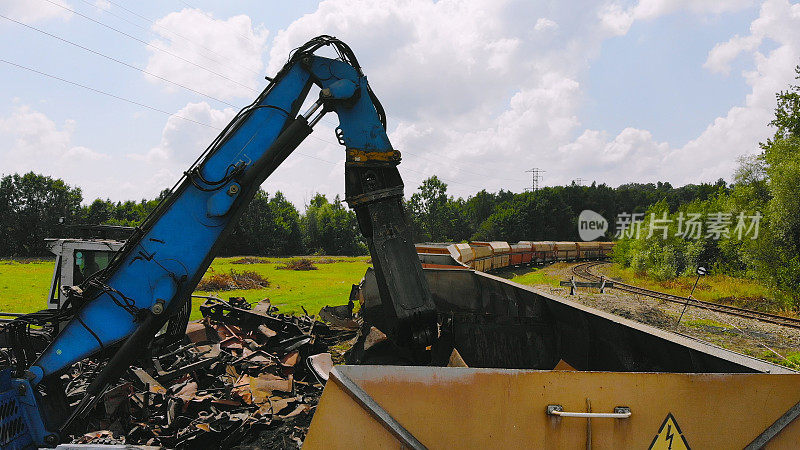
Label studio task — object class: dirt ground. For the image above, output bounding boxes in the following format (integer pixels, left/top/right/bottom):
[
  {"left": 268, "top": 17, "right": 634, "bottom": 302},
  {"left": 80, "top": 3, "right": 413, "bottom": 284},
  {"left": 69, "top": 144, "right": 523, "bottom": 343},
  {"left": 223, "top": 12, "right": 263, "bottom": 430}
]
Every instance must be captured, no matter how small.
[{"left": 512, "top": 262, "right": 800, "bottom": 369}]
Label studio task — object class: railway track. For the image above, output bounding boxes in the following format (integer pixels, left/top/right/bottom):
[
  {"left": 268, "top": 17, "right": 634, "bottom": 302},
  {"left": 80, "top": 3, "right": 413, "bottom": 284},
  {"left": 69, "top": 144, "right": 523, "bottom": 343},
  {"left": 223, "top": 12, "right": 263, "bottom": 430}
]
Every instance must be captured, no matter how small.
[{"left": 571, "top": 261, "right": 800, "bottom": 330}]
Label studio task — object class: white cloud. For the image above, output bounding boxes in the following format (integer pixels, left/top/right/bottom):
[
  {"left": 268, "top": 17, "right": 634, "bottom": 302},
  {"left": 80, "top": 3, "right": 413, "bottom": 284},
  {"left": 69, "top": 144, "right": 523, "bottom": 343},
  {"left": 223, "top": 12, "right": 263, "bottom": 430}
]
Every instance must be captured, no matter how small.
[
  {"left": 65, "top": 145, "right": 109, "bottom": 161},
  {"left": 560, "top": 128, "right": 668, "bottom": 171},
  {"left": 245, "top": 0, "right": 797, "bottom": 200},
  {"left": 677, "top": 0, "right": 800, "bottom": 177},
  {"left": 261, "top": 0, "right": 641, "bottom": 196},
  {"left": 704, "top": 35, "right": 762, "bottom": 75},
  {"left": 704, "top": 0, "right": 800, "bottom": 76},
  {"left": 632, "top": 0, "right": 756, "bottom": 19},
  {"left": 0, "top": 106, "right": 107, "bottom": 164},
  {"left": 0, "top": 104, "right": 240, "bottom": 203},
  {"left": 598, "top": 3, "right": 635, "bottom": 36},
  {"left": 599, "top": 0, "right": 757, "bottom": 36},
  {"left": 0, "top": 105, "right": 114, "bottom": 198},
  {"left": 0, "top": 0, "right": 72, "bottom": 22},
  {"left": 127, "top": 102, "right": 235, "bottom": 194},
  {"left": 534, "top": 18, "right": 558, "bottom": 32},
  {"left": 265, "top": 0, "right": 531, "bottom": 123},
  {"left": 145, "top": 9, "right": 270, "bottom": 100},
  {"left": 122, "top": 101, "right": 350, "bottom": 207}
]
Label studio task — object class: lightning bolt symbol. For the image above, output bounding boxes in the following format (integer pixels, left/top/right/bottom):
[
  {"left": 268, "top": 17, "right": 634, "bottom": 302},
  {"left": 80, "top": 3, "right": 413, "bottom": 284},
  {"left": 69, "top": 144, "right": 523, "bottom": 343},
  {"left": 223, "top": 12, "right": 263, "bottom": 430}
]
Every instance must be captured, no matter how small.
[{"left": 665, "top": 424, "right": 674, "bottom": 449}]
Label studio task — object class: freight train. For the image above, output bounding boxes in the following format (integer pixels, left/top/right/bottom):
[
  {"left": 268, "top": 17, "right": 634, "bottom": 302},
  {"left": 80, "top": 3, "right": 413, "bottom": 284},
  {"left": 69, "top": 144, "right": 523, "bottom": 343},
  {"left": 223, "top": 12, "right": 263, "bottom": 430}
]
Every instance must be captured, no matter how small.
[{"left": 414, "top": 240, "right": 616, "bottom": 271}]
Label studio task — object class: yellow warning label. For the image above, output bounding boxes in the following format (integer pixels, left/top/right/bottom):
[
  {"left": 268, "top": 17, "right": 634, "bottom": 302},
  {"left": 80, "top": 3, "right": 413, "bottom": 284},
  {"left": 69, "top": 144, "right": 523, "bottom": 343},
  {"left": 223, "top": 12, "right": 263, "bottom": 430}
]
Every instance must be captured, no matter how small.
[{"left": 649, "top": 413, "right": 690, "bottom": 450}]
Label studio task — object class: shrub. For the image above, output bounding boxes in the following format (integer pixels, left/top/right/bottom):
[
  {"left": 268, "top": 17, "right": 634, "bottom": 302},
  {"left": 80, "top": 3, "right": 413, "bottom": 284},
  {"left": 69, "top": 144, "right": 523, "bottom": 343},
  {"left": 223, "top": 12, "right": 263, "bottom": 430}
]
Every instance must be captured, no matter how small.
[
  {"left": 196, "top": 269, "right": 269, "bottom": 291},
  {"left": 231, "top": 257, "right": 271, "bottom": 264},
  {"left": 276, "top": 258, "right": 318, "bottom": 271}
]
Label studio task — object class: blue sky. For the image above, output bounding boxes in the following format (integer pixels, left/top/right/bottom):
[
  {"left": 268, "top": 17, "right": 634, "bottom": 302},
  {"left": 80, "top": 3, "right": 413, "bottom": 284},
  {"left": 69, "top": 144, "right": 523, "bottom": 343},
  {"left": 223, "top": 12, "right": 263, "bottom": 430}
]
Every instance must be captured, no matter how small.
[
  {"left": 1, "top": 0, "right": 798, "bottom": 206},
  {"left": 583, "top": 7, "right": 759, "bottom": 146}
]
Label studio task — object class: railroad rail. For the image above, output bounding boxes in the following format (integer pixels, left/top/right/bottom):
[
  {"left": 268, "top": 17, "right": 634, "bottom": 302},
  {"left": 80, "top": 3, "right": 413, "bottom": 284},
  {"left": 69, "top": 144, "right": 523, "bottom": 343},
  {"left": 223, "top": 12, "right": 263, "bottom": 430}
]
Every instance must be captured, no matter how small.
[{"left": 571, "top": 261, "right": 800, "bottom": 330}]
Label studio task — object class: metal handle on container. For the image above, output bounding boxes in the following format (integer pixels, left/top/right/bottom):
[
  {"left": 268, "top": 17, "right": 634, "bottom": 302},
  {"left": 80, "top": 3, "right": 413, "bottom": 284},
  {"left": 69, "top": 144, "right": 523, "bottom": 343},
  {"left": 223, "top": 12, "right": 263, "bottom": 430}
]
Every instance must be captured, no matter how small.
[{"left": 546, "top": 405, "right": 631, "bottom": 419}]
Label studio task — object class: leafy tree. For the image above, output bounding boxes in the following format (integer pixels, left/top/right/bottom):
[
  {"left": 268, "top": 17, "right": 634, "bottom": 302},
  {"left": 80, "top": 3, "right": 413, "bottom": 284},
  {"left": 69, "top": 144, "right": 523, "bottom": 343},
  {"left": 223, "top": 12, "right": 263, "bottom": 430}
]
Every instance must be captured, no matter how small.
[
  {"left": 463, "top": 190, "right": 497, "bottom": 231},
  {"left": 301, "top": 194, "right": 366, "bottom": 255},
  {"left": 766, "top": 66, "right": 800, "bottom": 142},
  {"left": 406, "top": 176, "right": 470, "bottom": 242},
  {"left": 0, "top": 176, "right": 17, "bottom": 256},
  {"left": 84, "top": 199, "right": 113, "bottom": 225},
  {"left": 750, "top": 66, "right": 800, "bottom": 303},
  {"left": 219, "top": 190, "right": 303, "bottom": 256},
  {"left": 473, "top": 189, "right": 574, "bottom": 241},
  {"left": 0, "top": 172, "right": 82, "bottom": 256}
]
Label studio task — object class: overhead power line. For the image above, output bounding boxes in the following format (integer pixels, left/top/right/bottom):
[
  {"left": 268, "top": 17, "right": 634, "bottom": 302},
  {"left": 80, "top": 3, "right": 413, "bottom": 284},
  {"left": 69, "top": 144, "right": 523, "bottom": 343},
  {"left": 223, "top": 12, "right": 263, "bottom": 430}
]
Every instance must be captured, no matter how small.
[
  {"left": 0, "top": 14, "right": 237, "bottom": 108},
  {"left": 0, "top": 58, "right": 216, "bottom": 129},
  {"left": 0, "top": 57, "right": 347, "bottom": 172},
  {"left": 40, "top": 0, "right": 258, "bottom": 94},
  {"left": 79, "top": 0, "right": 263, "bottom": 78}
]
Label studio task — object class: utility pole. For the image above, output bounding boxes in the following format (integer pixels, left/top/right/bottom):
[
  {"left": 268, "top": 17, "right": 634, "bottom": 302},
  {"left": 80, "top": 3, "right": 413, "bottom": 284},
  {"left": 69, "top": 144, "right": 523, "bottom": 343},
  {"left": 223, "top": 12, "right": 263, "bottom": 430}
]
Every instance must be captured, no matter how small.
[
  {"left": 574, "top": 178, "right": 585, "bottom": 186},
  {"left": 525, "top": 168, "right": 544, "bottom": 191}
]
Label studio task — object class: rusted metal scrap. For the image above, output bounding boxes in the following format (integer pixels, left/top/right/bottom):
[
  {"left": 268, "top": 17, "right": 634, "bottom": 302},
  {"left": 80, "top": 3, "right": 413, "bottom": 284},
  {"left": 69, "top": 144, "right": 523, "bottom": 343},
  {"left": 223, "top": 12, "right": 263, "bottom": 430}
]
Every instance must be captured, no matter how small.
[{"left": 59, "top": 297, "right": 358, "bottom": 449}]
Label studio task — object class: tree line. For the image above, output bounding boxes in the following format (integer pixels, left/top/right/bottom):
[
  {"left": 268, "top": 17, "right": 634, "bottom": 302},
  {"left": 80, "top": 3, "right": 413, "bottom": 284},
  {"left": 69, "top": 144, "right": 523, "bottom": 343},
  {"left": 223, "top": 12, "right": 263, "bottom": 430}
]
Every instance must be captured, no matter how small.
[
  {"left": 0, "top": 175, "right": 365, "bottom": 258},
  {"left": 0, "top": 168, "right": 722, "bottom": 258},
  {"left": 406, "top": 175, "right": 726, "bottom": 243}
]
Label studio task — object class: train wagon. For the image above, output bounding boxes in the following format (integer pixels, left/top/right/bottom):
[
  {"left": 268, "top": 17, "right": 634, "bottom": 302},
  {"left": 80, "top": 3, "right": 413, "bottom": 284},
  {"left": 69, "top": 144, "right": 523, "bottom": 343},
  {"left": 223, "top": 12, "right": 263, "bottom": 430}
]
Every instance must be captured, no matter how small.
[
  {"left": 576, "top": 241, "right": 601, "bottom": 259},
  {"left": 510, "top": 242, "right": 533, "bottom": 265},
  {"left": 554, "top": 241, "right": 579, "bottom": 260},
  {"left": 469, "top": 242, "right": 493, "bottom": 272},
  {"left": 526, "top": 241, "right": 555, "bottom": 263},
  {"left": 488, "top": 241, "right": 511, "bottom": 268},
  {"left": 448, "top": 243, "right": 475, "bottom": 268}
]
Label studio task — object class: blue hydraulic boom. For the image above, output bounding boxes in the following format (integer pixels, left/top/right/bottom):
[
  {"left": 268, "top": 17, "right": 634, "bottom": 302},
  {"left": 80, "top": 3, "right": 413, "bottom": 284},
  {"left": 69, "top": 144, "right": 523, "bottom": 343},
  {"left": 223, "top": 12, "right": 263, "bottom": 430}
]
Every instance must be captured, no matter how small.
[{"left": 3, "top": 36, "right": 437, "bottom": 448}]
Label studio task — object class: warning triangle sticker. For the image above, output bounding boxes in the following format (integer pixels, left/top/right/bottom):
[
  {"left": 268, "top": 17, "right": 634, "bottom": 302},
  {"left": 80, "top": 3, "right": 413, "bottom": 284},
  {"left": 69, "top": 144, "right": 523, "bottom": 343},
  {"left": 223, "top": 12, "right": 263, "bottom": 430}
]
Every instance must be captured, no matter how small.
[{"left": 649, "top": 413, "right": 690, "bottom": 450}]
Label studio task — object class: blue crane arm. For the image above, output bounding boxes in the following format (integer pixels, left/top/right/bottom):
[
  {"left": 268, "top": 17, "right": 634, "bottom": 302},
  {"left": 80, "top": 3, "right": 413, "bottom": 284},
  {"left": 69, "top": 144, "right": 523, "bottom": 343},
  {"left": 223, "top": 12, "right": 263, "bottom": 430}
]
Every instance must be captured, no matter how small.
[
  {"left": 28, "top": 61, "right": 314, "bottom": 384},
  {"left": 15, "top": 38, "right": 436, "bottom": 445},
  {"left": 12, "top": 36, "right": 438, "bottom": 445}
]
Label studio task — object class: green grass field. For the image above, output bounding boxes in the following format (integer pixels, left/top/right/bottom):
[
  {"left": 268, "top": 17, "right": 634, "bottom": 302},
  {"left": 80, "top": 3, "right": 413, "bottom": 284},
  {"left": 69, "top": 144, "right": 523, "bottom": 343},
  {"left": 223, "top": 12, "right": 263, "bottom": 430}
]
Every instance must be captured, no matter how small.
[
  {"left": 0, "top": 259, "right": 57, "bottom": 313},
  {"left": 502, "top": 265, "right": 562, "bottom": 287},
  {"left": 0, "top": 256, "right": 371, "bottom": 319}
]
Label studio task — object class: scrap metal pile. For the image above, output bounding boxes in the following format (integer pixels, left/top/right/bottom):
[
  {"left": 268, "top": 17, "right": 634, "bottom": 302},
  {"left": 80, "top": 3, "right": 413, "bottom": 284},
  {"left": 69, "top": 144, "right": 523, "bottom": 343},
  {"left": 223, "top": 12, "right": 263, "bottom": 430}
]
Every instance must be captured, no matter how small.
[{"left": 61, "top": 297, "right": 359, "bottom": 448}]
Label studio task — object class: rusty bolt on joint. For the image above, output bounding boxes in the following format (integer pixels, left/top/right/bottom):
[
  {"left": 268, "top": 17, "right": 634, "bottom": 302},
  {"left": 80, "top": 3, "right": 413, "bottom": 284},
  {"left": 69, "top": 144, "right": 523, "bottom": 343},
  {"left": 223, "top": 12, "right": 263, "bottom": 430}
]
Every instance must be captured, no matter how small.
[{"left": 151, "top": 299, "right": 166, "bottom": 315}]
